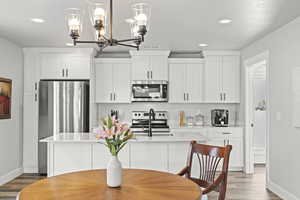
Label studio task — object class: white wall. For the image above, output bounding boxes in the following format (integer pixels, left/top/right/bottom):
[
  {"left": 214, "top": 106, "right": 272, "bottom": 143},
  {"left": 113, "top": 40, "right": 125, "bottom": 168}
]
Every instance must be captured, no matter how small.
[
  {"left": 241, "top": 17, "right": 300, "bottom": 199},
  {"left": 0, "top": 38, "right": 23, "bottom": 184}
]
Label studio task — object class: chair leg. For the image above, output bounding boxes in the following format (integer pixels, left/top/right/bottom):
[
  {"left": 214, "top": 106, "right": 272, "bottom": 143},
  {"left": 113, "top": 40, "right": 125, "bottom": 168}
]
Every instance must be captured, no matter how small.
[{"left": 218, "top": 181, "right": 227, "bottom": 200}]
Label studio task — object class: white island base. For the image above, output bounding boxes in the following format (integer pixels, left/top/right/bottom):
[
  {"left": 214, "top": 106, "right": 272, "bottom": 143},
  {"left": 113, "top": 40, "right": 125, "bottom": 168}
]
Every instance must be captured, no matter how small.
[{"left": 42, "top": 129, "right": 243, "bottom": 177}]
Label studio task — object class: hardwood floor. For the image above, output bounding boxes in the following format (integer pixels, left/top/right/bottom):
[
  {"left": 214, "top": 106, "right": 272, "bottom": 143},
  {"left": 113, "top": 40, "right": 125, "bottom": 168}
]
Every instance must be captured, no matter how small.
[{"left": 0, "top": 166, "right": 281, "bottom": 200}]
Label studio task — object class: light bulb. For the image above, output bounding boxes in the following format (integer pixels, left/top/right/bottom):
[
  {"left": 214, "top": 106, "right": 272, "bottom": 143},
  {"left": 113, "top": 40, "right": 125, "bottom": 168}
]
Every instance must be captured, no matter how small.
[
  {"left": 68, "top": 17, "right": 80, "bottom": 31},
  {"left": 132, "top": 25, "right": 139, "bottom": 37},
  {"left": 135, "top": 13, "right": 147, "bottom": 25},
  {"left": 94, "top": 7, "right": 105, "bottom": 21},
  {"left": 100, "top": 29, "right": 105, "bottom": 36}
]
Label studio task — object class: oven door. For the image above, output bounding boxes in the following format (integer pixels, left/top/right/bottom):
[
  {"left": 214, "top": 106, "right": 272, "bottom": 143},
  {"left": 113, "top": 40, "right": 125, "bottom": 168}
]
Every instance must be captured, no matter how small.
[{"left": 131, "top": 81, "right": 168, "bottom": 102}]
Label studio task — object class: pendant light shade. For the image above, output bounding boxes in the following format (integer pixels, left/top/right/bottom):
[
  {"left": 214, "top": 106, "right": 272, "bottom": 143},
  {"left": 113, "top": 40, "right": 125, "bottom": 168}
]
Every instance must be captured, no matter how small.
[
  {"left": 87, "top": 0, "right": 107, "bottom": 39},
  {"left": 65, "top": 8, "right": 83, "bottom": 40},
  {"left": 132, "top": 3, "right": 151, "bottom": 35}
]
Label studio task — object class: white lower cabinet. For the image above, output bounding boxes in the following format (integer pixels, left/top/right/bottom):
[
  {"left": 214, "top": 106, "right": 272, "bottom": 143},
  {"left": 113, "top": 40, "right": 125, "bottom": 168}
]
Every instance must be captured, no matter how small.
[
  {"left": 47, "top": 130, "right": 243, "bottom": 177},
  {"left": 130, "top": 143, "right": 168, "bottom": 172},
  {"left": 92, "top": 143, "right": 130, "bottom": 169},
  {"left": 168, "top": 142, "right": 190, "bottom": 173},
  {"left": 53, "top": 143, "right": 92, "bottom": 176}
]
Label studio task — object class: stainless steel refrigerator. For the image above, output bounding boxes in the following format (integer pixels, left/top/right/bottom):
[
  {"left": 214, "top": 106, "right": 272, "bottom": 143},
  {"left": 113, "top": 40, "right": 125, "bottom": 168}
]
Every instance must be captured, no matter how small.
[{"left": 38, "top": 80, "right": 89, "bottom": 174}]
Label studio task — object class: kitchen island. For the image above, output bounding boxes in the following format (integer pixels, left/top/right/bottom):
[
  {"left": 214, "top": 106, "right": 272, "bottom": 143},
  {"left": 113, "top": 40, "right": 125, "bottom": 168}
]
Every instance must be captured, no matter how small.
[{"left": 41, "top": 132, "right": 207, "bottom": 177}]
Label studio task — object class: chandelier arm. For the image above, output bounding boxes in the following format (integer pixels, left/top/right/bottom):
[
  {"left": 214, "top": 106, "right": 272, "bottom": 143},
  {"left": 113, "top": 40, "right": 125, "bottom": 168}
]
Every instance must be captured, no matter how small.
[
  {"left": 116, "top": 38, "right": 141, "bottom": 43},
  {"left": 109, "top": 0, "right": 113, "bottom": 42},
  {"left": 116, "top": 42, "right": 139, "bottom": 49}
]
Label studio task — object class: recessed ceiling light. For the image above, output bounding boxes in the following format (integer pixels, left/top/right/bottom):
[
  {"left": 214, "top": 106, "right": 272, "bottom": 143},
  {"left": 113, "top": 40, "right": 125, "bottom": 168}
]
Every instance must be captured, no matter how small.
[
  {"left": 198, "top": 43, "right": 208, "bottom": 47},
  {"left": 30, "top": 18, "right": 45, "bottom": 23},
  {"left": 66, "top": 43, "right": 74, "bottom": 46},
  {"left": 218, "top": 19, "right": 232, "bottom": 24}
]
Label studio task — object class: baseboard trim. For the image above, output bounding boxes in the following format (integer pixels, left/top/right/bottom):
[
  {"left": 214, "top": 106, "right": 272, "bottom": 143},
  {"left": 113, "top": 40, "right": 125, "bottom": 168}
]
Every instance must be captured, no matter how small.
[
  {"left": 23, "top": 167, "right": 38, "bottom": 173},
  {"left": 267, "top": 180, "right": 299, "bottom": 200},
  {"left": 0, "top": 168, "right": 23, "bottom": 186}
]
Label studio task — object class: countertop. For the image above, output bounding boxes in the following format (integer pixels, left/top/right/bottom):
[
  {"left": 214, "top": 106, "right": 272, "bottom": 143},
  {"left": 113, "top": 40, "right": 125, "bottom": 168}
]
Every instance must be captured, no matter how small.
[{"left": 40, "top": 132, "right": 207, "bottom": 143}]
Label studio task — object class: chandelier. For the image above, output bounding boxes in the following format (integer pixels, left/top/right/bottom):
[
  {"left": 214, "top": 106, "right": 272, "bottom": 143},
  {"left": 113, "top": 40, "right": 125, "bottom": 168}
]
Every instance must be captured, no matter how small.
[{"left": 65, "top": 0, "right": 151, "bottom": 52}]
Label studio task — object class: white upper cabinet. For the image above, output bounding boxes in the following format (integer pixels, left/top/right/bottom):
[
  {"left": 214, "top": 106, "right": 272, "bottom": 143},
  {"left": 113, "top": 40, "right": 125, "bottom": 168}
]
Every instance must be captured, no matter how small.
[
  {"left": 204, "top": 52, "right": 240, "bottom": 103},
  {"left": 40, "top": 53, "right": 90, "bottom": 80},
  {"left": 130, "top": 51, "right": 170, "bottom": 81},
  {"left": 222, "top": 56, "right": 240, "bottom": 102},
  {"left": 169, "top": 59, "right": 204, "bottom": 103},
  {"left": 40, "top": 53, "right": 64, "bottom": 79},
  {"left": 95, "top": 59, "right": 131, "bottom": 103},
  {"left": 169, "top": 63, "right": 186, "bottom": 103},
  {"left": 66, "top": 56, "right": 90, "bottom": 79}
]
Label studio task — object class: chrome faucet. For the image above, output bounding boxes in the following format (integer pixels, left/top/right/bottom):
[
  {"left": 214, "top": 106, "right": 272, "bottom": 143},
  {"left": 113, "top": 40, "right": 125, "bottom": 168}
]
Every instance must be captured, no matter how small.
[{"left": 148, "top": 108, "right": 155, "bottom": 137}]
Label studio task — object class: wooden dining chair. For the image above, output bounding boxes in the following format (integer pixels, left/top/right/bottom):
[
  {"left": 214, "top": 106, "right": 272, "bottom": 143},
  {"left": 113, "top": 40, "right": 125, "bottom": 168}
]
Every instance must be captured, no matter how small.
[{"left": 177, "top": 141, "right": 232, "bottom": 200}]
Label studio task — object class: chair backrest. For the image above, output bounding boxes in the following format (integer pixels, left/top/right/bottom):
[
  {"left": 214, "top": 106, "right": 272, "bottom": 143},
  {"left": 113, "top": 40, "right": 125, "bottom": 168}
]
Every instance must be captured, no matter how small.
[{"left": 185, "top": 141, "right": 232, "bottom": 189}]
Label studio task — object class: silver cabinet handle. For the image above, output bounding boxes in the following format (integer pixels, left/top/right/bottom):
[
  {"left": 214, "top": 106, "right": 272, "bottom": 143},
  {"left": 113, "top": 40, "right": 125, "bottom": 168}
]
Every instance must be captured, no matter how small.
[
  {"left": 35, "top": 93, "right": 37, "bottom": 102},
  {"left": 66, "top": 69, "right": 69, "bottom": 77},
  {"left": 224, "top": 140, "right": 226, "bottom": 146},
  {"left": 34, "top": 82, "right": 37, "bottom": 91},
  {"left": 220, "top": 93, "right": 223, "bottom": 101},
  {"left": 62, "top": 69, "right": 65, "bottom": 77},
  {"left": 114, "top": 93, "right": 116, "bottom": 101},
  {"left": 151, "top": 71, "right": 153, "bottom": 79}
]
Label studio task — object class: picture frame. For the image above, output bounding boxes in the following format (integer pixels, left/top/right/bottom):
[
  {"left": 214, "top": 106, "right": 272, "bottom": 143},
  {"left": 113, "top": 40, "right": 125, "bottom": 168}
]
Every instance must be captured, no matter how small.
[{"left": 0, "top": 78, "right": 12, "bottom": 119}]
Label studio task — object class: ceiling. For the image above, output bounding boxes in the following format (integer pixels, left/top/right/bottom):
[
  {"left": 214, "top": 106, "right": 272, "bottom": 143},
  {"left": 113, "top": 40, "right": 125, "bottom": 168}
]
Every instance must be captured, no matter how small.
[{"left": 1, "top": 0, "right": 300, "bottom": 50}]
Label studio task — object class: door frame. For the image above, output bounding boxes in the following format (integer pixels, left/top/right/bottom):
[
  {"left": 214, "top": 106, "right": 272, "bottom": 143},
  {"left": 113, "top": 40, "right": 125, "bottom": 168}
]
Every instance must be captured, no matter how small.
[{"left": 243, "top": 51, "right": 270, "bottom": 184}]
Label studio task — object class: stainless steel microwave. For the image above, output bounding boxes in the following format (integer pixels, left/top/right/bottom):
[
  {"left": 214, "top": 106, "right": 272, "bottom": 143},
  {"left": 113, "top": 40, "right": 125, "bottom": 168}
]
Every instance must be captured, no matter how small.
[{"left": 131, "top": 80, "right": 168, "bottom": 102}]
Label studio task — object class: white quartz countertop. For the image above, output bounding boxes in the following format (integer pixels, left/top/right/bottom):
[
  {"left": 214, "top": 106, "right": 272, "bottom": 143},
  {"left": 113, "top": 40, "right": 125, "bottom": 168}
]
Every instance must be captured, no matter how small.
[{"left": 40, "top": 132, "right": 207, "bottom": 143}]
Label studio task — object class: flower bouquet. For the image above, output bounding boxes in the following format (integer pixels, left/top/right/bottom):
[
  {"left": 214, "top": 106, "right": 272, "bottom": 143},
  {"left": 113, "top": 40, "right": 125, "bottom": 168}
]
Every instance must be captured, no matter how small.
[{"left": 94, "top": 116, "right": 133, "bottom": 187}]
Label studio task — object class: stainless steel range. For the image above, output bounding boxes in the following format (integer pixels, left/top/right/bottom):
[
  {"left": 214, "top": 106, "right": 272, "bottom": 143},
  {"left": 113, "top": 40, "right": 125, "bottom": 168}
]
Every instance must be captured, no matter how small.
[{"left": 131, "top": 111, "right": 170, "bottom": 135}]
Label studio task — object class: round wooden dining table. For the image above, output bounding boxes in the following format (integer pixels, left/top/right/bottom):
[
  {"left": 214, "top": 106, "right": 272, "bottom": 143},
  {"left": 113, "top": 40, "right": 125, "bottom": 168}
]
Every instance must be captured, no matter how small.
[{"left": 18, "top": 169, "right": 201, "bottom": 200}]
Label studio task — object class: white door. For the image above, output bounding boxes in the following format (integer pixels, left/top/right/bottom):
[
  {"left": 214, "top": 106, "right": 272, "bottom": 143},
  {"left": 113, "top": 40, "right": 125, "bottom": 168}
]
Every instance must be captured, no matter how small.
[
  {"left": 132, "top": 56, "right": 150, "bottom": 80},
  {"left": 113, "top": 63, "right": 131, "bottom": 103},
  {"left": 186, "top": 63, "right": 204, "bottom": 103},
  {"left": 204, "top": 56, "right": 222, "bottom": 102},
  {"left": 150, "top": 56, "right": 168, "bottom": 80},
  {"left": 66, "top": 56, "right": 90, "bottom": 79},
  {"left": 95, "top": 63, "right": 113, "bottom": 103},
  {"left": 40, "top": 53, "right": 64, "bottom": 79},
  {"left": 222, "top": 56, "right": 240, "bottom": 103},
  {"left": 130, "top": 143, "right": 168, "bottom": 172},
  {"left": 169, "top": 63, "right": 186, "bottom": 103}
]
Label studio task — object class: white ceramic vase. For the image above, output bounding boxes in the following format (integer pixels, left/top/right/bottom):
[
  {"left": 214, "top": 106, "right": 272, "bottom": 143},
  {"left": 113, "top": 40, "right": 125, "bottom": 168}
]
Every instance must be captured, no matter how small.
[{"left": 107, "top": 155, "right": 122, "bottom": 187}]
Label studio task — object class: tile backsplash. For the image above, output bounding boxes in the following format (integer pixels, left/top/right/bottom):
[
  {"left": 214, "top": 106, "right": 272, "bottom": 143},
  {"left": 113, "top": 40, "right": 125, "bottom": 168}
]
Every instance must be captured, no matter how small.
[{"left": 96, "top": 103, "right": 240, "bottom": 128}]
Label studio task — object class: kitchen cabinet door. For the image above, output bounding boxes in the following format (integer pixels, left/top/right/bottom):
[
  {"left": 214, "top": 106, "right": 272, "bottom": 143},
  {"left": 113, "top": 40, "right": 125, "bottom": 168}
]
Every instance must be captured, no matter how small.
[
  {"left": 53, "top": 144, "right": 92, "bottom": 176},
  {"left": 130, "top": 143, "right": 168, "bottom": 172},
  {"left": 113, "top": 63, "right": 131, "bottom": 103},
  {"left": 92, "top": 143, "right": 130, "bottom": 169},
  {"left": 40, "top": 53, "right": 64, "bottom": 79},
  {"left": 150, "top": 56, "right": 168, "bottom": 80},
  {"left": 228, "top": 137, "right": 243, "bottom": 169},
  {"left": 168, "top": 142, "right": 190, "bottom": 174},
  {"left": 66, "top": 56, "right": 90, "bottom": 79},
  {"left": 204, "top": 56, "right": 222, "bottom": 102},
  {"left": 132, "top": 56, "right": 150, "bottom": 80},
  {"left": 95, "top": 63, "right": 113, "bottom": 103},
  {"left": 222, "top": 56, "right": 240, "bottom": 103},
  {"left": 169, "top": 63, "right": 186, "bottom": 103},
  {"left": 186, "top": 63, "right": 204, "bottom": 103}
]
